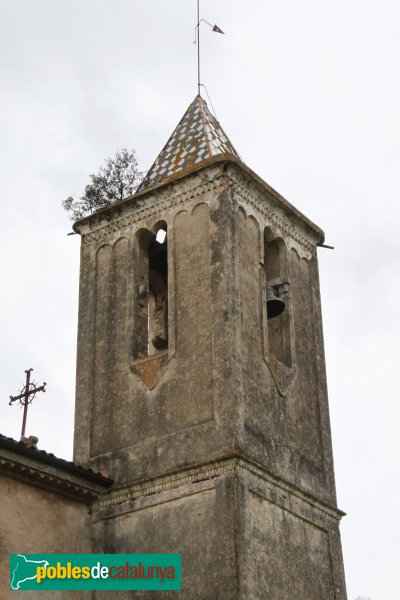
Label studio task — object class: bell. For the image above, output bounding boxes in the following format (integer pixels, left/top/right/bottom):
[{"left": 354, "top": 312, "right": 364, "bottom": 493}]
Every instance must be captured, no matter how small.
[
  {"left": 266, "top": 286, "right": 285, "bottom": 319},
  {"left": 152, "top": 335, "right": 168, "bottom": 350}
]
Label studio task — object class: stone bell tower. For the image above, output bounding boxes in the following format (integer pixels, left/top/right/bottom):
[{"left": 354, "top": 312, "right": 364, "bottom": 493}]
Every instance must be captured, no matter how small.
[{"left": 73, "top": 95, "right": 347, "bottom": 599}]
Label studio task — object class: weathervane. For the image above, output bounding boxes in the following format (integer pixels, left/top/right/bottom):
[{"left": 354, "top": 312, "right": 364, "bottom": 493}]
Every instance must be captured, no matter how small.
[
  {"left": 194, "top": 0, "right": 225, "bottom": 96},
  {"left": 9, "top": 368, "right": 46, "bottom": 441}
]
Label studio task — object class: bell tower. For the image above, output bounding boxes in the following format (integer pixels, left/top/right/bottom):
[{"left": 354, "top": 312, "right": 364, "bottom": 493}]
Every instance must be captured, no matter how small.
[{"left": 73, "top": 95, "right": 347, "bottom": 599}]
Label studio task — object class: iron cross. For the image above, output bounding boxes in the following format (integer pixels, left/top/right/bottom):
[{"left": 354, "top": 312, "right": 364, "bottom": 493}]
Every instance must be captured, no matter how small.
[{"left": 9, "top": 368, "right": 46, "bottom": 440}]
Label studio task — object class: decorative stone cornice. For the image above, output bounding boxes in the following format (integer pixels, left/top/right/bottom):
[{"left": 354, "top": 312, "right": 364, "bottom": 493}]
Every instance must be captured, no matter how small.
[
  {"left": 92, "top": 456, "right": 344, "bottom": 527},
  {"left": 79, "top": 165, "right": 316, "bottom": 259},
  {"left": 93, "top": 459, "right": 235, "bottom": 514},
  {"left": 229, "top": 175, "right": 315, "bottom": 259},
  {"left": 0, "top": 456, "right": 104, "bottom": 504},
  {"left": 80, "top": 170, "right": 226, "bottom": 247}
]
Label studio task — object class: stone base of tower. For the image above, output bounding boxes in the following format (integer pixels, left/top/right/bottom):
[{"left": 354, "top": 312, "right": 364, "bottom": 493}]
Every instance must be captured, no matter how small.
[{"left": 91, "top": 457, "right": 347, "bottom": 599}]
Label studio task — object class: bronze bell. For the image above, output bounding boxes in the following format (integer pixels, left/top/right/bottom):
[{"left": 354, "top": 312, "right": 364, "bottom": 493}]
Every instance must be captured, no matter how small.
[
  {"left": 266, "top": 286, "right": 285, "bottom": 319},
  {"left": 152, "top": 335, "right": 168, "bottom": 350}
]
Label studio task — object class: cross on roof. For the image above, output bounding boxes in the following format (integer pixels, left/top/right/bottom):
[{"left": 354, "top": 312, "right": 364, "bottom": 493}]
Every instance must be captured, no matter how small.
[{"left": 9, "top": 368, "right": 46, "bottom": 441}]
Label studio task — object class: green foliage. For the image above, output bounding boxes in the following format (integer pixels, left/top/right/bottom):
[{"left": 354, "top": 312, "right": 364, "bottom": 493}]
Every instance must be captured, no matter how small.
[{"left": 62, "top": 148, "right": 143, "bottom": 221}]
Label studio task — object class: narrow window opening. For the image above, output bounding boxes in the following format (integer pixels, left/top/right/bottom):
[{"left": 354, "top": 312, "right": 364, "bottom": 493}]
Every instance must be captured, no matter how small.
[
  {"left": 135, "top": 226, "right": 168, "bottom": 359},
  {"left": 264, "top": 233, "right": 292, "bottom": 367},
  {"left": 148, "top": 227, "right": 168, "bottom": 355}
]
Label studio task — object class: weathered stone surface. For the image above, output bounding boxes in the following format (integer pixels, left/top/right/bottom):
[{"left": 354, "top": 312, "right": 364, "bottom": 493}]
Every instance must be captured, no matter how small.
[
  {"left": 0, "top": 435, "right": 111, "bottom": 599},
  {"left": 0, "top": 475, "right": 88, "bottom": 598},
  {"left": 73, "top": 160, "right": 335, "bottom": 497},
  {"left": 0, "top": 95, "right": 347, "bottom": 598},
  {"left": 70, "top": 155, "right": 347, "bottom": 598},
  {"left": 90, "top": 458, "right": 346, "bottom": 599}
]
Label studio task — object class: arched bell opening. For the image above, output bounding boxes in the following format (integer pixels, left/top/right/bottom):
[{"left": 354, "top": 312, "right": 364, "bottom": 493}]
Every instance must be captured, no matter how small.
[
  {"left": 134, "top": 223, "right": 168, "bottom": 359},
  {"left": 264, "top": 229, "right": 292, "bottom": 368}
]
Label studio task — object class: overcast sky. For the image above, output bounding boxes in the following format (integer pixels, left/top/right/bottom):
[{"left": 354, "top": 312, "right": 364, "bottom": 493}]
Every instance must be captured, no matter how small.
[{"left": 1, "top": 1, "right": 399, "bottom": 598}]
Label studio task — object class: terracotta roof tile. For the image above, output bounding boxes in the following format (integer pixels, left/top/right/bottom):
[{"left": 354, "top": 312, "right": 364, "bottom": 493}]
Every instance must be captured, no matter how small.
[{"left": 0, "top": 433, "right": 113, "bottom": 486}]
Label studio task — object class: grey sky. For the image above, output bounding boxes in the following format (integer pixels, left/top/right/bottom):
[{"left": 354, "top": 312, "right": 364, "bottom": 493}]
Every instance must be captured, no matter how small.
[{"left": 1, "top": 1, "right": 399, "bottom": 598}]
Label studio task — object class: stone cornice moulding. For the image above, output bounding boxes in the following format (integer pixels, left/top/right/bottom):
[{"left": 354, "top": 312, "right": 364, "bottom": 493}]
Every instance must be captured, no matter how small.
[
  {"left": 77, "top": 165, "right": 318, "bottom": 259},
  {"left": 78, "top": 166, "right": 225, "bottom": 244},
  {"left": 92, "top": 456, "right": 344, "bottom": 526},
  {"left": 228, "top": 173, "right": 315, "bottom": 260},
  {"left": 0, "top": 456, "right": 104, "bottom": 504}
]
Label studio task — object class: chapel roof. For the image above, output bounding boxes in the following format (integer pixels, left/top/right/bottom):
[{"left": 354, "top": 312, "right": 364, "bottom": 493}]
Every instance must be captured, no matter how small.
[
  {"left": 0, "top": 432, "right": 113, "bottom": 487},
  {"left": 138, "top": 94, "right": 239, "bottom": 191}
]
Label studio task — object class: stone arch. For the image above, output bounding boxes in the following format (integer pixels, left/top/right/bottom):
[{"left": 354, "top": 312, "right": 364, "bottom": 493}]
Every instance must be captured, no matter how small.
[
  {"left": 133, "top": 223, "right": 169, "bottom": 358},
  {"left": 264, "top": 227, "right": 292, "bottom": 368}
]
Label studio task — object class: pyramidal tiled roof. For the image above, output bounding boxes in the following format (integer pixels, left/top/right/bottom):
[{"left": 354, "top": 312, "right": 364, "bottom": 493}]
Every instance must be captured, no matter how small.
[{"left": 138, "top": 95, "right": 239, "bottom": 191}]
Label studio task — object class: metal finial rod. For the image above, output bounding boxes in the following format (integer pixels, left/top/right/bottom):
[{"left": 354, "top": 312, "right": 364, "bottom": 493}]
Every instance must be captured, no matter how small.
[
  {"left": 195, "top": 2, "right": 224, "bottom": 97},
  {"left": 197, "top": 0, "right": 200, "bottom": 95}
]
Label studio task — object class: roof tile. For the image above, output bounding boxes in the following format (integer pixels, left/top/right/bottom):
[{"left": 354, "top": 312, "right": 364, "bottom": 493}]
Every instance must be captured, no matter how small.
[{"left": 138, "top": 95, "right": 239, "bottom": 192}]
